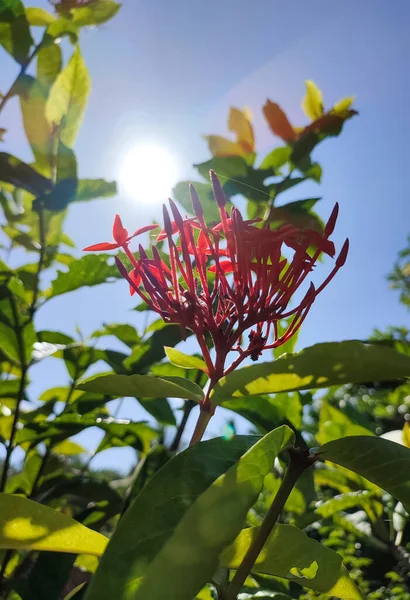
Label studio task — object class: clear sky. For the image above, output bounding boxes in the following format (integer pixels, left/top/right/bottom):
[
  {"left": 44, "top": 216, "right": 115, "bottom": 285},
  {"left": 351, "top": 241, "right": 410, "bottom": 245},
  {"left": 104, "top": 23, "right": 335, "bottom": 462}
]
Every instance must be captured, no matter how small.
[{"left": 2, "top": 0, "right": 410, "bottom": 472}]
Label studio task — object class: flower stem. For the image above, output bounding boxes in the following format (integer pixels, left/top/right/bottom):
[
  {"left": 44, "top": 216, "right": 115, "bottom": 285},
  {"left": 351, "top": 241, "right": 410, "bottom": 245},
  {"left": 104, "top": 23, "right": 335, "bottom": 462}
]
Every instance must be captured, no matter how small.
[
  {"left": 224, "top": 448, "right": 316, "bottom": 600},
  {"left": 189, "top": 407, "right": 213, "bottom": 446}
]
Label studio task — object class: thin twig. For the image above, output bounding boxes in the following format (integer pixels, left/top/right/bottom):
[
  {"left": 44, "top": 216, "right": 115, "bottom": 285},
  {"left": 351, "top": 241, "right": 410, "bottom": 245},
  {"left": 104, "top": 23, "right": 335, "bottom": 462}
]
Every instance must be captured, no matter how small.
[
  {"left": 170, "top": 400, "right": 196, "bottom": 451},
  {"left": 224, "top": 448, "right": 316, "bottom": 600},
  {"left": 0, "top": 46, "right": 39, "bottom": 114},
  {"left": 28, "top": 204, "right": 46, "bottom": 320}
]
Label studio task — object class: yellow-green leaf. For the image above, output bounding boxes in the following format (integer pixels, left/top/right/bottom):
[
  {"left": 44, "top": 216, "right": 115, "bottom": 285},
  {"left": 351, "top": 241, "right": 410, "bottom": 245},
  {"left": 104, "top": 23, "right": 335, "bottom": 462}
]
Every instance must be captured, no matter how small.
[
  {"left": 221, "top": 525, "right": 362, "bottom": 599},
  {"left": 25, "top": 7, "right": 56, "bottom": 25},
  {"left": 332, "top": 96, "right": 355, "bottom": 116},
  {"left": 46, "top": 46, "right": 90, "bottom": 148},
  {"left": 0, "top": 494, "right": 108, "bottom": 555},
  {"left": 52, "top": 440, "right": 85, "bottom": 455},
  {"left": 302, "top": 80, "right": 324, "bottom": 120},
  {"left": 164, "top": 347, "right": 208, "bottom": 373}
]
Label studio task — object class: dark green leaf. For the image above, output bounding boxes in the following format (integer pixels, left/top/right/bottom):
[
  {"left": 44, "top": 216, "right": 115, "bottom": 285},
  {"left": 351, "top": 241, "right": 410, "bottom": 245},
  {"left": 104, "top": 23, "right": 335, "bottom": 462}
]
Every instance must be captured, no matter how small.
[
  {"left": 84, "top": 427, "right": 294, "bottom": 600},
  {"left": 173, "top": 181, "right": 220, "bottom": 222},
  {"left": 223, "top": 393, "right": 302, "bottom": 433},
  {"left": 194, "top": 156, "right": 248, "bottom": 181},
  {"left": 92, "top": 323, "right": 140, "bottom": 348},
  {"left": 211, "top": 341, "right": 410, "bottom": 403},
  {"left": 0, "top": 152, "right": 50, "bottom": 196},
  {"left": 78, "top": 372, "right": 204, "bottom": 402},
  {"left": 0, "top": 0, "right": 33, "bottom": 64},
  {"left": 318, "top": 436, "right": 410, "bottom": 512},
  {"left": 74, "top": 179, "right": 116, "bottom": 203},
  {"left": 138, "top": 397, "right": 176, "bottom": 426}
]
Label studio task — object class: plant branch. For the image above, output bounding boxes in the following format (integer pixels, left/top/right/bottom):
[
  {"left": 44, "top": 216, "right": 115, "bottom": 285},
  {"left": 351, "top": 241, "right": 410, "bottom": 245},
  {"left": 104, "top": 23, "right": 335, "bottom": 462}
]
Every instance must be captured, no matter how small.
[
  {"left": 0, "top": 295, "right": 28, "bottom": 493},
  {"left": 28, "top": 202, "right": 46, "bottom": 320},
  {"left": 170, "top": 400, "right": 196, "bottom": 451},
  {"left": 224, "top": 448, "right": 316, "bottom": 600},
  {"left": 0, "top": 46, "right": 40, "bottom": 114}
]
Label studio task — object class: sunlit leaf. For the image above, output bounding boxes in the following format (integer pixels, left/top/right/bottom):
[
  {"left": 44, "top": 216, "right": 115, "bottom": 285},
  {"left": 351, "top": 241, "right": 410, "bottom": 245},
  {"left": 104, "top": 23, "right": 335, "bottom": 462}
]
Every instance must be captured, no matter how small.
[
  {"left": 211, "top": 341, "right": 410, "bottom": 403},
  {"left": 220, "top": 525, "right": 362, "bottom": 599},
  {"left": 52, "top": 440, "right": 85, "bottom": 455},
  {"left": 71, "top": 1, "right": 121, "bottom": 26},
  {"left": 19, "top": 76, "right": 53, "bottom": 173},
  {"left": 317, "top": 403, "right": 373, "bottom": 445},
  {"left": 84, "top": 427, "right": 294, "bottom": 600},
  {"left": 0, "top": 493, "right": 108, "bottom": 555},
  {"left": 46, "top": 46, "right": 90, "bottom": 147},
  {"left": 164, "top": 346, "right": 208, "bottom": 373},
  {"left": 37, "top": 42, "right": 62, "bottom": 90},
  {"left": 25, "top": 6, "right": 55, "bottom": 25},
  {"left": 263, "top": 101, "right": 296, "bottom": 143},
  {"left": 47, "top": 254, "right": 122, "bottom": 298},
  {"left": 302, "top": 81, "right": 324, "bottom": 121}
]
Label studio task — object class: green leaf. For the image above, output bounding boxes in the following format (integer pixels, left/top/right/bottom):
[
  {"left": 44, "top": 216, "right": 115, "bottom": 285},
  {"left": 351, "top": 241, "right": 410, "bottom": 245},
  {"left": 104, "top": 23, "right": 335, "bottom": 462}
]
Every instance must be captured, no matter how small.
[
  {"left": 52, "top": 440, "right": 85, "bottom": 455},
  {"left": 194, "top": 156, "right": 248, "bottom": 180},
  {"left": 74, "top": 178, "right": 116, "bottom": 203},
  {"left": 0, "top": 0, "right": 33, "bottom": 64},
  {"left": 84, "top": 426, "right": 294, "bottom": 600},
  {"left": 164, "top": 346, "right": 208, "bottom": 373},
  {"left": 220, "top": 525, "right": 362, "bottom": 599},
  {"left": 268, "top": 198, "right": 322, "bottom": 232},
  {"left": 37, "top": 42, "right": 62, "bottom": 89},
  {"left": 0, "top": 152, "right": 50, "bottom": 196},
  {"left": 302, "top": 80, "right": 324, "bottom": 121},
  {"left": 0, "top": 493, "right": 108, "bottom": 555},
  {"left": 222, "top": 393, "right": 302, "bottom": 433},
  {"left": 211, "top": 341, "right": 410, "bottom": 403},
  {"left": 46, "top": 46, "right": 91, "bottom": 147},
  {"left": 19, "top": 75, "right": 53, "bottom": 173},
  {"left": 92, "top": 323, "right": 140, "bottom": 348},
  {"left": 315, "top": 490, "right": 379, "bottom": 520},
  {"left": 25, "top": 6, "right": 55, "bottom": 25},
  {"left": 173, "top": 181, "right": 220, "bottom": 222},
  {"left": 78, "top": 372, "right": 204, "bottom": 402},
  {"left": 317, "top": 403, "right": 373, "bottom": 445},
  {"left": 138, "top": 397, "right": 176, "bottom": 426},
  {"left": 71, "top": 1, "right": 121, "bottom": 25},
  {"left": 47, "top": 254, "right": 122, "bottom": 298},
  {"left": 124, "top": 321, "right": 192, "bottom": 374},
  {"left": 318, "top": 436, "right": 410, "bottom": 513},
  {"left": 259, "top": 147, "right": 292, "bottom": 171}
]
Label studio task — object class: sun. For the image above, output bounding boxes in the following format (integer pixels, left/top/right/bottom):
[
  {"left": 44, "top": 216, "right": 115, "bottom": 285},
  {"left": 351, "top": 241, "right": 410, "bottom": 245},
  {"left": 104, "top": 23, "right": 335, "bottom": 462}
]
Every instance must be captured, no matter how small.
[{"left": 119, "top": 143, "right": 178, "bottom": 204}]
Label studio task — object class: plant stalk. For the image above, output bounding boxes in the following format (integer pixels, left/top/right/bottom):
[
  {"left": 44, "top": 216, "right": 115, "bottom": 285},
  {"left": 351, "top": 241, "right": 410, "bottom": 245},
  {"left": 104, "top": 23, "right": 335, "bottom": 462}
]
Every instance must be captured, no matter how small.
[
  {"left": 224, "top": 448, "right": 315, "bottom": 600},
  {"left": 170, "top": 400, "right": 196, "bottom": 451}
]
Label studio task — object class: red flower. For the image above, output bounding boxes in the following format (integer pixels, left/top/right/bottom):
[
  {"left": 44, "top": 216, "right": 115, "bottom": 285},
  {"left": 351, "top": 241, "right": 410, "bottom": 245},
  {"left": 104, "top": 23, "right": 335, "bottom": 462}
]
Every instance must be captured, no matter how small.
[
  {"left": 106, "top": 171, "right": 348, "bottom": 382},
  {"left": 83, "top": 215, "right": 157, "bottom": 252}
]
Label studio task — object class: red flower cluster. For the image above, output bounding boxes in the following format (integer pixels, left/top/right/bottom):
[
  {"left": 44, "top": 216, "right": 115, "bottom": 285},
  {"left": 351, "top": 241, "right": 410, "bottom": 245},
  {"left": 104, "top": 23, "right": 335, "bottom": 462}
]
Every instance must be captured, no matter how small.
[{"left": 84, "top": 171, "right": 348, "bottom": 382}]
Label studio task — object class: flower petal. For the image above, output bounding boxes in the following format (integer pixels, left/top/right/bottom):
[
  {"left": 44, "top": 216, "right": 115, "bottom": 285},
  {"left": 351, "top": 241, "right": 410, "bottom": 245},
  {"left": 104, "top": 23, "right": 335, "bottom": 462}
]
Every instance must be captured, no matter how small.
[
  {"left": 83, "top": 241, "right": 119, "bottom": 251},
  {"left": 112, "top": 214, "right": 129, "bottom": 246}
]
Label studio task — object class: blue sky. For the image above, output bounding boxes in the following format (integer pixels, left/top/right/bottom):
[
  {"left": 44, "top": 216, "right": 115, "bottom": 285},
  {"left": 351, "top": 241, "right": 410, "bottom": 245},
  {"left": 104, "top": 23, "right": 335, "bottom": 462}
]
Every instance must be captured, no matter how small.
[{"left": 2, "top": 0, "right": 410, "bottom": 471}]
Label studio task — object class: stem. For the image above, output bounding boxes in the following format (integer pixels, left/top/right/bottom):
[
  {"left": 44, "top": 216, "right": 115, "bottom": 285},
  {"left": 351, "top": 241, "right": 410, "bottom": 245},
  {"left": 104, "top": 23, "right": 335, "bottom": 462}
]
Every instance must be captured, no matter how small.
[
  {"left": 0, "top": 294, "right": 28, "bottom": 492},
  {"left": 0, "top": 46, "right": 40, "bottom": 114},
  {"left": 225, "top": 448, "right": 315, "bottom": 600},
  {"left": 189, "top": 407, "right": 213, "bottom": 446},
  {"left": 170, "top": 400, "right": 196, "bottom": 451},
  {"left": 28, "top": 204, "right": 46, "bottom": 320},
  {"left": 29, "top": 447, "right": 50, "bottom": 499}
]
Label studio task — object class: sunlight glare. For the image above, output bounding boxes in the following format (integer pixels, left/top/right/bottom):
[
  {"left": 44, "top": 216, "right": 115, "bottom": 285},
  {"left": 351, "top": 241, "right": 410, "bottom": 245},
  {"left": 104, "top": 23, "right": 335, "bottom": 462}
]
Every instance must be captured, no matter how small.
[{"left": 119, "top": 143, "right": 178, "bottom": 204}]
